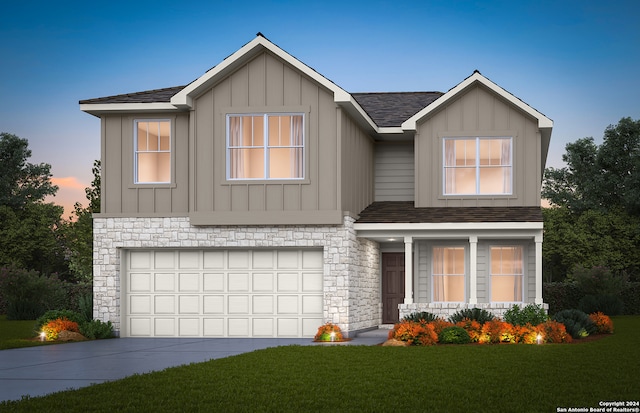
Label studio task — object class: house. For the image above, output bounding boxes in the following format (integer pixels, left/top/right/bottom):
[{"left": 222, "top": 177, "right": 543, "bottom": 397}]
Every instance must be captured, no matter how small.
[{"left": 80, "top": 34, "right": 552, "bottom": 338}]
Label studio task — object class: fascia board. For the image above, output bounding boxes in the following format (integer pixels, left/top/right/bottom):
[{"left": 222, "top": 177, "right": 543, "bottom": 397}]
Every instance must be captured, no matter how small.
[
  {"left": 79, "top": 102, "right": 179, "bottom": 115},
  {"left": 353, "top": 221, "right": 544, "bottom": 232},
  {"left": 401, "top": 72, "right": 553, "bottom": 131}
]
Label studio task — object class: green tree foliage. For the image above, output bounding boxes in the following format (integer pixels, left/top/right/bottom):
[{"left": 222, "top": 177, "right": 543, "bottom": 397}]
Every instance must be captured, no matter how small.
[
  {"left": 63, "top": 160, "right": 100, "bottom": 283},
  {"left": 0, "top": 132, "right": 58, "bottom": 209},
  {"left": 543, "top": 117, "right": 640, "bottom": 214},
  {"left": 542, "top": 207, "right": 640, "bottom": 281}
]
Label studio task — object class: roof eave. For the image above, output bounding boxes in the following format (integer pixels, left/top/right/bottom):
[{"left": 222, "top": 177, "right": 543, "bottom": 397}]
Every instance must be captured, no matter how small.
[{"left": 80, "top": 102, "right": 181, "bottom": 116}]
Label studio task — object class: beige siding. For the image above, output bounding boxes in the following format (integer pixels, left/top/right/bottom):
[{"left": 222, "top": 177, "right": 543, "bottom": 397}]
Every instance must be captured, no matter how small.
[
  {"left": 100, "top": 113, "right": 189, "bottom": 216},
  {"left": 415, "top": 84, "right": 542, "bottom": 207},
  {"left": 190, "top": 51, "right": 342, "bottom": 225},
  {"left": 375, "top": 143, "right": 414, "bottom": 201},
  {"left": 340, "top": 109, "right": 375, "bottom": 216}
]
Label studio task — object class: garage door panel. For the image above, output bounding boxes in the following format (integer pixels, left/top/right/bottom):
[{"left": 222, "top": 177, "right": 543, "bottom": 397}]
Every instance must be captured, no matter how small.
[
  {"left": 178, "top": 295, "right": 199, "bottom": 314},
  {"left": 125, "top": 249, "right": 324, "bottom": 338},
  {"left": 203, "top": 295, "right": 224, "bottom": 314},
  {"left": 154, "top": 295, "right": 175, "bottom": 314},
  {"left": 154, "top": 273, "right": 175, "bottom": 291},
  {"left": 129, "top": 273, "right": 151, "bottom": 292},
  {"left": 203, "top": 273, "right": 224, "bottom": 291},
  {"left": 179, "top": 273, "right": 199, "bottom": 291},
  {"left": 154, "top": 318, "right": 176, "bottom": 336}
]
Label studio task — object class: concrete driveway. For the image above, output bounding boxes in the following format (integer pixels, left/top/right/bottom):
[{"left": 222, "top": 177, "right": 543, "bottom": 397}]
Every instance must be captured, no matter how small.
[{"left": 0, "top": 331, "right": 387, "bottom": 402}]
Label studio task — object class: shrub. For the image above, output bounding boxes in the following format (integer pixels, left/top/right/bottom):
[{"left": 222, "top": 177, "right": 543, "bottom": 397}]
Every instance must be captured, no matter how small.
[
  {"left": 578, "top": 294, "right": 624, "bottom": 316},
  {"left": 543, "top": 282, "right": 582, "bottom": 315},
  {"left": 535, "top": 320, "right": 572, "bottom": 343},
  {"left": 503, "top": 304, "right": 549, "bottom": 326},
  {"left": 77, "top": 291, "right": 93, "bottom": 322},
  {"left": 567, "top": 265, "right": 628, "bottom": 296},
  {"left": 620, "top": 282, "right": 640, "bottom": 314},
  {"left": 480, "top": 319, "right": 513, "bottom": 344},
  {"left": 449, "top": 308, "right": 495, "bottom": 324},
  {"left": 314, "top": 323, "right": 343, "bottom": 341},
  {"left": 35, "top": 309, "right": 85, "bottom": 334},
  {"left": 511, "top": 324, "right": 539, "bottom": 344},
  {"left": 455, "top": 319, "right": 483, "bottom": 342},
  {"left": 429, "top": 319, "right": 454, "bottom": 335},
  {"left": 438, "top": 326, "right": 471, "bottom": 344},
  {"left": 42, "top": 318, "right": 80, "bottom": 341},
  {"left": 588, "top": 312, "right": 614, "bottom": 334},
  {"left": 0, "top": 266, "right": 67, "bottom": 320},
  {"left": 389, "top": 321, "right": 438, "bottom": 346},
  {"left": 552, "top": 309, "right": 598, "bottom": 339},
  {"left": 402, "top": 311, "right": 438, "bottom": 323},
  {"left": 80, "top": 319, "right": 114, "bottom": 339}
]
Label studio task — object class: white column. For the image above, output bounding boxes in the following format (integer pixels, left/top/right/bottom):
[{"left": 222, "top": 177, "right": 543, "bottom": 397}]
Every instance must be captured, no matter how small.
[
  {"left": 535, "top": 233, "right": 543, "bottom": 305},
  {"left": 404, "top": 236, "right": 413, "bottom": 304},
  {"left": 469, "top": 236, "right": 478, "bottom": 305}
]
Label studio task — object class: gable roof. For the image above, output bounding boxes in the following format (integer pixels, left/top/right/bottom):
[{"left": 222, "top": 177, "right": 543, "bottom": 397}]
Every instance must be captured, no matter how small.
[{"left": 352, "top": 92, "right": 443, "bottom": 128}]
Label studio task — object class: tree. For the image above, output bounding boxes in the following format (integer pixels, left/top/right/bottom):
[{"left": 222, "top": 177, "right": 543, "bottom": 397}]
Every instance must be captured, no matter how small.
[
  {"left": 64, "top": 160, "right": 100, "bottom": 283},
  {"left": 0, "top": 132, "right": 58, "bottom": 209},
  {"left": 542, "top": 117, "right": 640, "bottom": 214}
]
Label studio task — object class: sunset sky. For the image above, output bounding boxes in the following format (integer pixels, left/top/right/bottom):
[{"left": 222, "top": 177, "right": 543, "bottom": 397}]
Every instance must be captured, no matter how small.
[{"left": 1, "top": 0, "right": 638, "bottom": 217}]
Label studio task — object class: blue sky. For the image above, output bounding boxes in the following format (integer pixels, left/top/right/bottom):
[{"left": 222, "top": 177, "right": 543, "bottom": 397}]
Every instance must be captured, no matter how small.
[{"left": 1, "top": 0, "right": 638, "bottom": 216}]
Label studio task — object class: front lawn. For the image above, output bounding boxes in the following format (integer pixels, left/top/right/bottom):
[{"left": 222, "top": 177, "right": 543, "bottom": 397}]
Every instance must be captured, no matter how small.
[
  {"left": 2, "top": 316, "right": 638, "bottom": 412},
  {"left": 0, "top": 315, "right": 55, "bottom": 350}
]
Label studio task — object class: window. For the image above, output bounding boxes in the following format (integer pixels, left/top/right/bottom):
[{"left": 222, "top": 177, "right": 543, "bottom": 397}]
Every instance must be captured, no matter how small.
[
  {"left": 135, "top": 120, "right": 171, "bottom": 184},
  {"left": 443, "top": 137, "right": 512, "bottom": 195},
  {"left": 490, "top": 246, "right": 523, "bottom": 302},
  {"left": 227, "top": 114, "right": 304, "bottom": 180},
  {"left": 432, "top": 247, "right": 465, "bottom": 302}
]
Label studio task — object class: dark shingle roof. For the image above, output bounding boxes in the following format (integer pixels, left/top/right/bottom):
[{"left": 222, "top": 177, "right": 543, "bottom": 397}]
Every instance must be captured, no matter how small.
[
  {"left": 356, "top": 202, "right": 543, "bottom": 223},
  {"left": 79, "top": 86, "right": 186, "bottom": 104},
  {"left": 352, "top": 92, "right": 443, "bottom": 127}
]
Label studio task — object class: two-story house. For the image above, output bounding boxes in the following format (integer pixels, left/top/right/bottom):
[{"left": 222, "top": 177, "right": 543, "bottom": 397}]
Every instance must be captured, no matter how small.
[{"left": 80, "top": 34, "right": 552, "bottom": 338}]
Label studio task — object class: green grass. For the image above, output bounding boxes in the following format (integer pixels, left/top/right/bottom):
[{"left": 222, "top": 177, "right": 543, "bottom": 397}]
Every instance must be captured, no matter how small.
[
  {"left": 2, "top": 317, "right": 639, "bottom": 412},
  {"left": 0, "top": 315, "right": 56, "bottom": 350}
]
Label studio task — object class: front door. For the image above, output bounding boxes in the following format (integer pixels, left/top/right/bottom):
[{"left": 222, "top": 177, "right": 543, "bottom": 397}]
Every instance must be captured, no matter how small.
[{"left": 382, "top": 252, "right": 405, "bottom": 324}]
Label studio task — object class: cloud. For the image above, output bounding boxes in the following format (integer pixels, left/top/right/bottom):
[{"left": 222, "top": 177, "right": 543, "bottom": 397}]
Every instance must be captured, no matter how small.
[{"left": 47, "top": 176, "right": 89, "bottom": 219}]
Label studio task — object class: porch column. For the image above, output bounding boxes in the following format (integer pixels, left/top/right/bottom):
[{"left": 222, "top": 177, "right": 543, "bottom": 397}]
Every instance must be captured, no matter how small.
[
  {"left": 469, "top": 236, "right": 478, "bottom": 305},
  {"left": 535, "top": 233, "right": 543, "bottom": 305},
  {"left": 404, "top": 236, "right": 413, "bottom": 304}
]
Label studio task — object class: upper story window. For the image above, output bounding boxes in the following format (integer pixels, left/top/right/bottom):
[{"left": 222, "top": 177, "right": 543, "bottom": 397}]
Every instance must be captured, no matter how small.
[
  {"left": 227, "top": 114, "right": 304, "bottom": 180},
  {"left": 443, "top": 137, "right": 512, "bottom": 195},
  {"left": 432, "top": 246, "right": 465, "bottom": 302},
  {"left": 490, "top": 246, "right": 524, "bottom": 302},
  {"left": 135, "top": 120, "right": 171, "bottom": 184}
]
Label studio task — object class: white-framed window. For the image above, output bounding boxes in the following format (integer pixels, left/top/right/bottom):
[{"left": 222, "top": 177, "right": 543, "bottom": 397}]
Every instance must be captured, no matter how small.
[
  {"left": 432, "top": 246, "right": 465, "bottom": 302},
  {"left": 443, "top": 137, "right": 512, "bottom": 195},
  {"left": 226, "top": 113, "right": 304, "bottom": 180},
  {"left": 134, "top": 120, "right": 171, "bottom": 184},
  {"left": 490, "top": 246, "right": 524, "bottom": 302}
]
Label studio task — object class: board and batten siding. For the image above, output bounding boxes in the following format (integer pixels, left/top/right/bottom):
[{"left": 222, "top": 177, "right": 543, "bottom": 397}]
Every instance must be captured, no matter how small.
[
  {"left": 189, "top": 51, "right": 342, "bottom": 225},
  {"left": 415, "top": 84, "right": 542, "bottom": 208},
  {"left": 100, "top": 113, "right": 190, "bottom": 216},
  {"left": 340, "top": 109, "right": 375, "bottom": 217},
  {"left": 374, "top": 143, "right": 415, "bottom": 202}
]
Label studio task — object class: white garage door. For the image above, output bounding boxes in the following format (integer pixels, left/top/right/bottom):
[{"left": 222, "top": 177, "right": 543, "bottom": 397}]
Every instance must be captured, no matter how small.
[{"left": 122, "top": 249, "right": 324, "bottom": 338}]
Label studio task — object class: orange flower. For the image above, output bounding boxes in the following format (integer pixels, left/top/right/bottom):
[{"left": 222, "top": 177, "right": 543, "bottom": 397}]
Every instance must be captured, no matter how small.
[
  {"left": 389, "top": 321, "right": 437, "bottom": 346},
  {"left": 455, "top": 319, "right": 482, "bottom": 342},
  {"left": 428, "top": 319, "right": 453, "bottom": 335},
  {"left": 589, "top": 312, "right": 614, "bottom": 334},
  {"left": 42, "top": 318, "right": 80, "bottom": 341},
  {"left": 314, "top": 323, "right": 344, "bottom": 341},
  {"left": 535, "top": 320, "right": 572, "bottom": 343}
]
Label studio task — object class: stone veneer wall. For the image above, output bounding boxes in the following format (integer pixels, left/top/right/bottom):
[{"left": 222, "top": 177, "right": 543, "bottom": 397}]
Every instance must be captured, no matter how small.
[
  {"left": 399, "top": 302, "right": 549, "bottom": 320},
  {"left": 93, "top": 215, "right": 381, "bottom": 336}
]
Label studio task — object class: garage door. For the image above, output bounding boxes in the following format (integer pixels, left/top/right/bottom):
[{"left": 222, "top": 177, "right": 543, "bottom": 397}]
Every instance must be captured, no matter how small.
[{"left": 122, "top": 249, "right": 324, "bottom": 338}]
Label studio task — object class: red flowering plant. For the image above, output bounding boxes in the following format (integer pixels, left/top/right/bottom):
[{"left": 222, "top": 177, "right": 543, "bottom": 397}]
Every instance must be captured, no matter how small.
[
  {"left": 589, "top": 312, "right": 614, "bottom": 334},
  {"left": 314, "top": 323, "right": 344, "bottom": 342},
  {"left": 42, "top": 318, "right": 80, "bottom": 341},
  {"left": 429, "top": 319, "right": 454, "bottom": 336},
  {"left": 535, "top": 320, "right": 572, "bottom": 343},
  {"left": 389, "top": 320, "right": 438, "bottom": 346},
  {"left": 480, "top": 319, "right": 514, "bottom": 344},
  {"left": 455, "top": 319, "right": 483, "bottom": 342},
  {"left": 511, "top": 324, "right": 539, "bottom": 344}
]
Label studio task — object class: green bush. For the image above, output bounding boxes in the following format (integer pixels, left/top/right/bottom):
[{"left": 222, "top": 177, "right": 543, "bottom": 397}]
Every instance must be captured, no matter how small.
[
  {"left": 620, "top": 282, "right": 640, "bottom": 315},
  {"left": 34, "top": 310, "right": 85, "bottom": 334},
  {"left": 449, "top": 308, "right": 495, "bottom": 324},
  {"left": 552, "top": 309, "right": 598, "bottom": 339},
  {"left": 503, "top": 304, "right": 549, "bottom": 326},
  {"left": 402, "top": 311, "right": 439, "bottom": 323},
  {"left": 567, "top": 265, "right": 628, "bottom": 296},
  {"left": 77, "top": 291, "right": 93, "bottom": 322},
  {"left": 438, "top": 326, "right": 471, "bottom": 344},
  {"left": 0, "top": 266, "right": 67, "bottom": 320},
  {"left": 578, "top": 294, "right": 624, "bottom": 316},
  {"left": 543, "top": 282, "right": 582, "bottom": 315},
  {"left": 65, "top": 283, "right": 93, "bottom": 314},
  {"left": 80, "top": 319, "right": 114, "bottom": 339}
]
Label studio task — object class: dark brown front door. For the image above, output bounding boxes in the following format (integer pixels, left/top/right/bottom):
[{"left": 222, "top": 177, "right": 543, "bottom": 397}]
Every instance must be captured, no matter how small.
[{"left": 382, "top": 252, "right": 405, "bottom": 324}]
